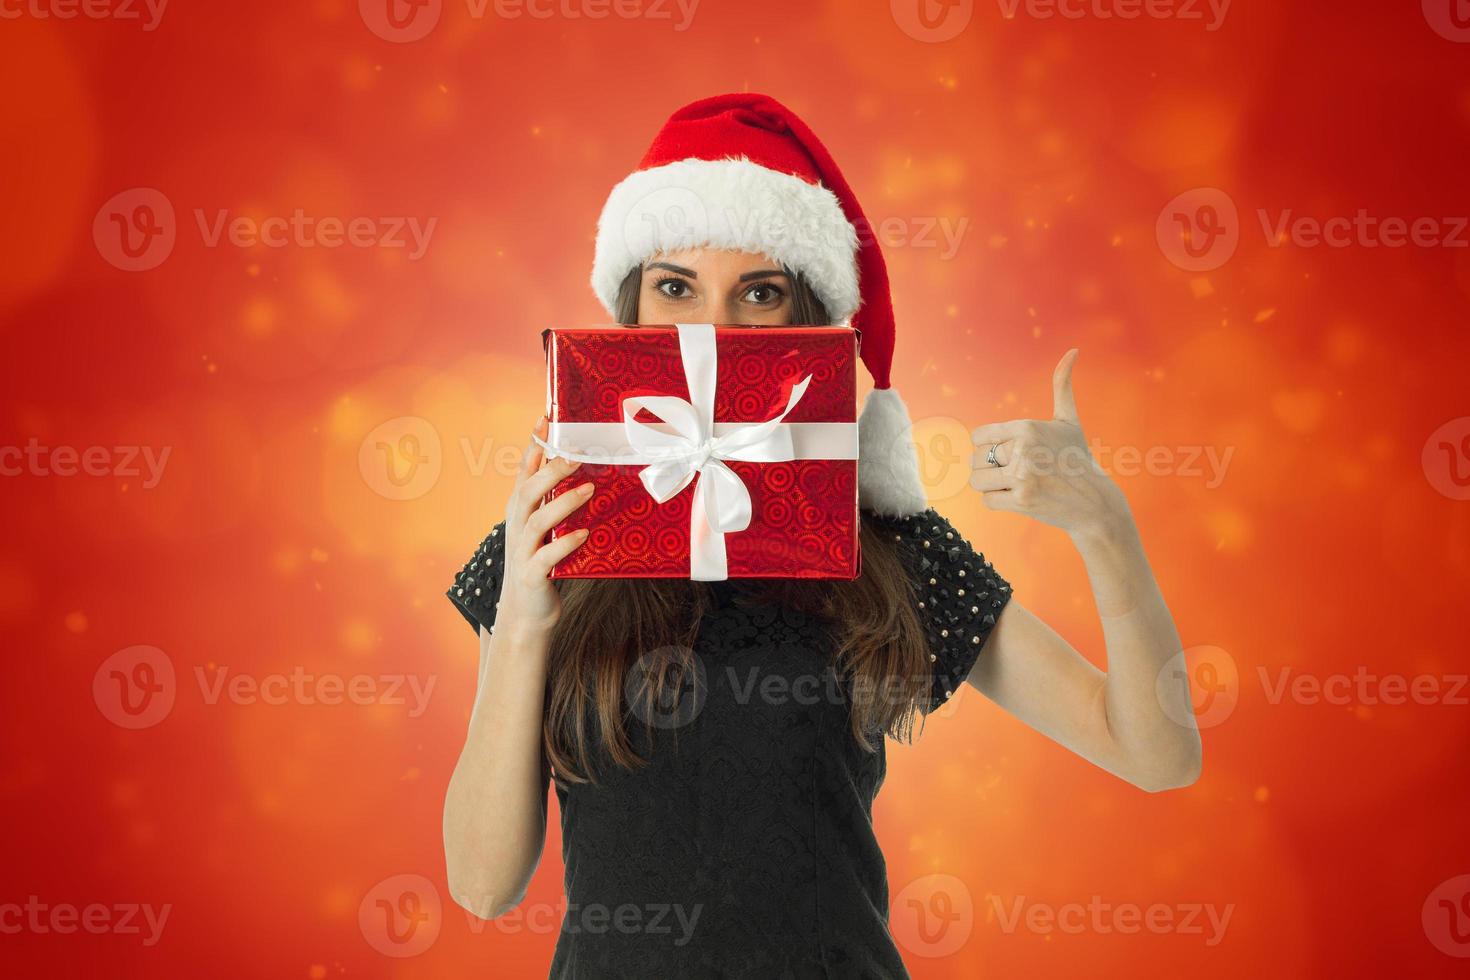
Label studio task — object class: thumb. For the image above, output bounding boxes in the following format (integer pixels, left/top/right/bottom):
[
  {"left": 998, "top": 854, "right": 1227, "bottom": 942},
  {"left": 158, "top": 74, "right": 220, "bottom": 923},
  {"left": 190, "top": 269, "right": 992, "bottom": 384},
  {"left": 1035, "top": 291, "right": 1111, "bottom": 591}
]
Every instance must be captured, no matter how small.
[{"left": 1052, "top": 348, "right": 1081, "bottom": 425}]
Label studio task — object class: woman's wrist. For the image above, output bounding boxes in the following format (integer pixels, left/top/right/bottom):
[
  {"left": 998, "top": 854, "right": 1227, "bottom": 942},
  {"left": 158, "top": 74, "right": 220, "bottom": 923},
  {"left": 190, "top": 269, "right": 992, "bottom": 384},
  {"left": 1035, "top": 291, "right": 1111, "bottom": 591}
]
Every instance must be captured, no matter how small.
[
  {"left": 1065, "top": 478, "right": 1134, "bottom": 546},
  {"left": 493, "top": 611, "right": 557, "bottom": 653},
  {"left": 1070, "top": 504, "right": 1135, "bottom": 552},
  {"left": 474, "top": 614, "right": 555, "bottom": 698}
]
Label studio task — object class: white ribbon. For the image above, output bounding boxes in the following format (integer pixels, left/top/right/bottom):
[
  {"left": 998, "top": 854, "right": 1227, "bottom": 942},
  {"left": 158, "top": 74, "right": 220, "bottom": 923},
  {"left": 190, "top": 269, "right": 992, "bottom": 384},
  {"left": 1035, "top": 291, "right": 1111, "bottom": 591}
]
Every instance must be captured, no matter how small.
[{"left": 536, "top": 323, "right": 856, "bottom": 580}]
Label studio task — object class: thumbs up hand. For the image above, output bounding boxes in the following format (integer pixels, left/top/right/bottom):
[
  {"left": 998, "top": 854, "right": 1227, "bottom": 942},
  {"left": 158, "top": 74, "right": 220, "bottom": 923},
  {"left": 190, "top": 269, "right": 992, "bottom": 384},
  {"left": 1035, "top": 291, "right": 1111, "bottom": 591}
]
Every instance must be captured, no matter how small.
[{"left": 969, "top": 349, "right": 1131, "bottom": 538}]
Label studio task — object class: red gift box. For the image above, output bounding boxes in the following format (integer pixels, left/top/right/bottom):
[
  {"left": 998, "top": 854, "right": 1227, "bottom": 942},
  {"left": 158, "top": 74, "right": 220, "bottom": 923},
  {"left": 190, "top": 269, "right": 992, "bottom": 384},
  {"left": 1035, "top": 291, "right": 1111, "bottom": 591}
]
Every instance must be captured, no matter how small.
[{"left": 540, "top": 324, "right": 860, "bottom": 580}]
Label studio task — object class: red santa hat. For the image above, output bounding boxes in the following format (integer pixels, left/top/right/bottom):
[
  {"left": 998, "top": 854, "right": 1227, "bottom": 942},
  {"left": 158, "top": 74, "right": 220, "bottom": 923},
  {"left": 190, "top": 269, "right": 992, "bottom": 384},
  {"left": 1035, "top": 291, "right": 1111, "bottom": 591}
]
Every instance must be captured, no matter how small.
[{"left": 590, "top": 93, "right": 929, "bottom": 518}]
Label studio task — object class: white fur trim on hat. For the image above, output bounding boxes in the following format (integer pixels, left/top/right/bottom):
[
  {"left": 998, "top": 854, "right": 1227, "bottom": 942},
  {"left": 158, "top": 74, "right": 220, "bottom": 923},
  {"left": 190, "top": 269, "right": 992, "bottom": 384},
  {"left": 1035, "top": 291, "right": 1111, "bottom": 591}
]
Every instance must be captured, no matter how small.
[
  {"left": 592, "top": 157, "right": 862, "bottom": 323},
  {"left": 857, "top": 386, "right": 929, "bottom": 518}
]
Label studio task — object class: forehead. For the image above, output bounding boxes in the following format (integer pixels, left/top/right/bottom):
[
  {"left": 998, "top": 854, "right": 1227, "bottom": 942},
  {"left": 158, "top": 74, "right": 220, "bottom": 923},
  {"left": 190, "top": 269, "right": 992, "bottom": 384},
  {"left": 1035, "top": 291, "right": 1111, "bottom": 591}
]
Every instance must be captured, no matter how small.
[{"left": 647, "top": 248, "right": 785, "bottom": 275}]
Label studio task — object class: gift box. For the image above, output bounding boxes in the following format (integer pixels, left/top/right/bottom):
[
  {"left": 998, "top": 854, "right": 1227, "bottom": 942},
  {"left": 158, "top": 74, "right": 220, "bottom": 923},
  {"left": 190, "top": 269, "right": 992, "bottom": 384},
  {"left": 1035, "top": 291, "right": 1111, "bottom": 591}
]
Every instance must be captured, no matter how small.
[{"left": 539, "top": 324, "right": 860, "bottom": 580}]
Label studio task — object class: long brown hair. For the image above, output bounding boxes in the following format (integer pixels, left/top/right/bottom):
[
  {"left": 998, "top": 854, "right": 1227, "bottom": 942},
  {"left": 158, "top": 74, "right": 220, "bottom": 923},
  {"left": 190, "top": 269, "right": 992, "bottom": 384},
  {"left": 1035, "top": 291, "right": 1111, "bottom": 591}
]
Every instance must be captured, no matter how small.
[{"left": 544, "top": 264, "right": 932, "bottom": 783}]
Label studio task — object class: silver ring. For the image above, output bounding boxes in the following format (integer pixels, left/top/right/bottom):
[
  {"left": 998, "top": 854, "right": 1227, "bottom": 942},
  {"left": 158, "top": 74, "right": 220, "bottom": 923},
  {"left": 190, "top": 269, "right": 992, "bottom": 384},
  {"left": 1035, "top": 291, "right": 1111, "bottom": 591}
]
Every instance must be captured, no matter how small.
[{"left": 986, "top": 443, "right": 1001, "bottom": 467}]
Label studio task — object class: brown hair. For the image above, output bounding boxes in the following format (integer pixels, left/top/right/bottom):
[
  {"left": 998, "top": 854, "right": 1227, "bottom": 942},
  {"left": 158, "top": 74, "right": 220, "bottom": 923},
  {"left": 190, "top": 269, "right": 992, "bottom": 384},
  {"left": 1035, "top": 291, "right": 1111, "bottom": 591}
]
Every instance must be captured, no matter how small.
[{"left": 544, "top": 264, "right": 932, "bottom": 783}]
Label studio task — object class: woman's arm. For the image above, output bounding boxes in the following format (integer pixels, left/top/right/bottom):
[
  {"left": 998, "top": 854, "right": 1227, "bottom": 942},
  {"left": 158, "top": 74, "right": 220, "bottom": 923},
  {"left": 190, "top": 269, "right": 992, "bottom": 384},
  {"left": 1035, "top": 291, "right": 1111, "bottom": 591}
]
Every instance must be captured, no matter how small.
[
  {"left": 444, "top": 623, "right": 555, "bottom": 919},
  {"left": 965, "top": 350, "right": 1203, "bottom": 793},
  {"left": 443, "top": 420, "right": 591, "bottom": 918}
]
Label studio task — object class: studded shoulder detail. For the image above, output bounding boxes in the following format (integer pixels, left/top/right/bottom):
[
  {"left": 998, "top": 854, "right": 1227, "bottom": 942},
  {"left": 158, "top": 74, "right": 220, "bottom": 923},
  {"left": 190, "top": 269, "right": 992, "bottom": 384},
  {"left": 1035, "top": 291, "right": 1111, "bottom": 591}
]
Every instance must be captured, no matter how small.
[
  {"left": 447, "top": 520, "right": 509, "bottom": 637},
  {"left": 870, "top": 507, "right": 1014, "bottom": 715}
]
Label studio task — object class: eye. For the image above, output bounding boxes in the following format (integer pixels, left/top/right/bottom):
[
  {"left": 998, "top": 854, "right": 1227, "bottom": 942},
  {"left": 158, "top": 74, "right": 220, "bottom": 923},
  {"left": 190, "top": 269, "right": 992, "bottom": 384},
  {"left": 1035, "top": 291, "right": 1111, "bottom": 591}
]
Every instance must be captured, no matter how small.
[
  {"left": 654, "top": 277, "right": 693, "bottom": 299},
  {"left": 742, "top": 282, "right": 786, "bottom": 305}
]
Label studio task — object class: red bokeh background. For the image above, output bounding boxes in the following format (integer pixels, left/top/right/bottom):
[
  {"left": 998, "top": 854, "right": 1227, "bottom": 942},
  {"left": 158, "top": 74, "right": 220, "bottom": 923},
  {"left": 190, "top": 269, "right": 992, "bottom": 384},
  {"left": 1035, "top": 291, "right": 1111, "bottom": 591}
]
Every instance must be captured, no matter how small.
[{"left": 3, "top": 1, "right": 1469, "bottom": 977}]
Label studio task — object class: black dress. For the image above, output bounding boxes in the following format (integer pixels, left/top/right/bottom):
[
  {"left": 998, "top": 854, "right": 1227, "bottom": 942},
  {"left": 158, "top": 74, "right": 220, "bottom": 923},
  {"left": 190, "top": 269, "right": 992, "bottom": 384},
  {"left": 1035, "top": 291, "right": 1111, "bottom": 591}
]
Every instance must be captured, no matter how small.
[{"left": 447, "top": 507, "right": 1013, "bottom": 979}]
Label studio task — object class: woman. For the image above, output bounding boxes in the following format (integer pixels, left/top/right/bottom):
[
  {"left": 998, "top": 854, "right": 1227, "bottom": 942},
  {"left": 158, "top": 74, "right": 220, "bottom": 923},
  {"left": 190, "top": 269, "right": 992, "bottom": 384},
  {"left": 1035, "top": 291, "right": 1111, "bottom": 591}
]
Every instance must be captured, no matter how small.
[{"left": 443, "top": 94, "right": 1202, "bottom": 979}]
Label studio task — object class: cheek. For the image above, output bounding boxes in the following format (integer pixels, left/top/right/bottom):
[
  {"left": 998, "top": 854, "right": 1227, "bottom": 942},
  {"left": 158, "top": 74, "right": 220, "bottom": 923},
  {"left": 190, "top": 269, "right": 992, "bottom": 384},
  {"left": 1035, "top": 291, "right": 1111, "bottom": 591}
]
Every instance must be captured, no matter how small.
[
  {"left": 636, "top": 286, "right": 676, "bottom": 324},
  {"left": 750, "top": 297, "right": 796, "bottom": 326}
]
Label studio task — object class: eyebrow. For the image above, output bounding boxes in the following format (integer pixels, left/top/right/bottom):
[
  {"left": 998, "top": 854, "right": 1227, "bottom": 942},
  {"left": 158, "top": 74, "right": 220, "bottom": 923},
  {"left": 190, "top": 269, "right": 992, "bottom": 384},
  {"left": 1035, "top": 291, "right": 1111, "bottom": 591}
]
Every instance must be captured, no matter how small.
[
  {"left": 646, "top": 262, "right": 697, "bottom": 278},
  {"left": 644, "top": 263, "right": 790, "bottom": 283}
]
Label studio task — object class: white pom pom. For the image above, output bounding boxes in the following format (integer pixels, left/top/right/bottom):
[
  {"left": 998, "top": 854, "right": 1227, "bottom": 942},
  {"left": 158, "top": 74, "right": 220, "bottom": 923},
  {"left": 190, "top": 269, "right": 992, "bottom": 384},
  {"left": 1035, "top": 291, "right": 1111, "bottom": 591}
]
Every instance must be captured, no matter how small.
[{"left": 857, "top": 387, "right": 929, "bottom": 517}]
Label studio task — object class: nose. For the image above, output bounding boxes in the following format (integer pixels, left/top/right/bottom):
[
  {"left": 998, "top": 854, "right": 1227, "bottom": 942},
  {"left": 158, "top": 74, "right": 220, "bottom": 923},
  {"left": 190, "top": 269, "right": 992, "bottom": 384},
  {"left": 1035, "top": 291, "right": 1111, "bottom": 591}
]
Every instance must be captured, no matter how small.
[{"left": 685, "top": 294, "right": 747, "bottom": 325}]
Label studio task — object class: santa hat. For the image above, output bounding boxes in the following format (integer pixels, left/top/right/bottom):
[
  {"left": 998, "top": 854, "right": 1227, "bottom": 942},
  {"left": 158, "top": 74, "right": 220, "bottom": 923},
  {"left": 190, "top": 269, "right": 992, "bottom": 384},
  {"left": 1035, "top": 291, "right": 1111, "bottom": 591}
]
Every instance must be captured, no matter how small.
[{"left": 590, "top": 93, "right": 929, "bottom": 518}]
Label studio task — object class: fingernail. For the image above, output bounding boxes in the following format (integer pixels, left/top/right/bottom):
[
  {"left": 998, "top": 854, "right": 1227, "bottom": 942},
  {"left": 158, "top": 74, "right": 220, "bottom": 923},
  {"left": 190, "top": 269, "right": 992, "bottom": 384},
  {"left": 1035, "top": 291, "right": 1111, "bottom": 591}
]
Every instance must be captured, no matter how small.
[
  {"left": 578, "top": 482, "right": 594, "bottom": 495},
  {"left": 576, "top": 527, "right": 590, "bottom": 538}
]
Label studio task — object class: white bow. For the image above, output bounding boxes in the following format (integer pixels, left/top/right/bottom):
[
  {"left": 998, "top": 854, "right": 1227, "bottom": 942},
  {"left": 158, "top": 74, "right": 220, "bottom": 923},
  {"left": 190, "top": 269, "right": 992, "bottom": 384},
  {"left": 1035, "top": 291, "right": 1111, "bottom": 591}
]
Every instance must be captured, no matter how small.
[{"left": 621, "top": 324, "right": 812, "bottom": 579}]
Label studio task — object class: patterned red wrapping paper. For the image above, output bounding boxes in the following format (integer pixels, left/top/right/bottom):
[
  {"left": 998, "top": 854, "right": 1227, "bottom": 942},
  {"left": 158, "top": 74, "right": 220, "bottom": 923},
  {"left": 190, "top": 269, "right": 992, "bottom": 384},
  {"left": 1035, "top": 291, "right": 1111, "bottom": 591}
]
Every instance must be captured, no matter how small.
[{"left": 541, "top": 325, "right": 860, "bottom": 579}]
